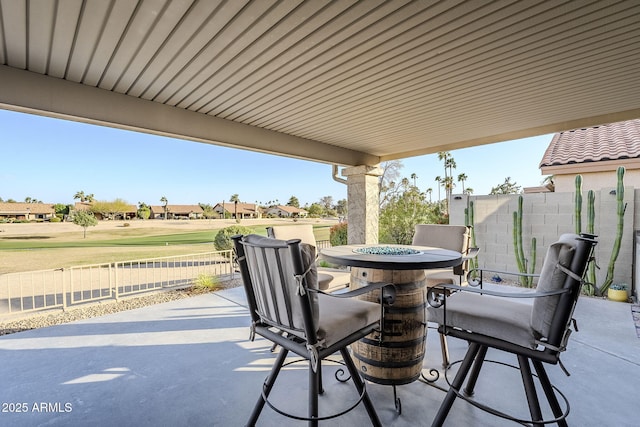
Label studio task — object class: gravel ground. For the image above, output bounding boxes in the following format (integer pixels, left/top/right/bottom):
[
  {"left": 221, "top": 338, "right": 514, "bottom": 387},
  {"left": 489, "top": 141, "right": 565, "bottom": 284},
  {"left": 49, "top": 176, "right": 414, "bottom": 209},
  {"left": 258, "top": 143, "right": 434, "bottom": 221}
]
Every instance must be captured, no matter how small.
[{"left": 0, "top": 277, "right": 243, "bottom": 336}]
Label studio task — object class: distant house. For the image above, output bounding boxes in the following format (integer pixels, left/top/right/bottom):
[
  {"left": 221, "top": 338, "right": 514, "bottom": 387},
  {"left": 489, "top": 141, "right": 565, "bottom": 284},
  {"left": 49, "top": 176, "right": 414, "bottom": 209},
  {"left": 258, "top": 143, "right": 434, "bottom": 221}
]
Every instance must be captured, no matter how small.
[
  {"left": 0, "top": 202, "right": 56, "bottom": 221},
  {"left": 213, "top": 202, "right": 261, "bottom": 219},
  {"left": 266, "top": 205, "right": 308, "bottom": 218},
  {"left": 539, "top": 119, "right": 640, "bottom": 192},
  {"left": 150, "top": 205, "right": 204, "bottom": 220}
]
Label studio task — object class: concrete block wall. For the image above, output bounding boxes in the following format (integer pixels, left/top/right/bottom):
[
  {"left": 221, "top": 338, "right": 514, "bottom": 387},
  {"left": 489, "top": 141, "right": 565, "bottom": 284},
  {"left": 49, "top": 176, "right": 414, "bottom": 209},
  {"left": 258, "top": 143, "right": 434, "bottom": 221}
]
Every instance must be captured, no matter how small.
[{"left": 450, "top": 188, "right": 636, "bottom": 296}]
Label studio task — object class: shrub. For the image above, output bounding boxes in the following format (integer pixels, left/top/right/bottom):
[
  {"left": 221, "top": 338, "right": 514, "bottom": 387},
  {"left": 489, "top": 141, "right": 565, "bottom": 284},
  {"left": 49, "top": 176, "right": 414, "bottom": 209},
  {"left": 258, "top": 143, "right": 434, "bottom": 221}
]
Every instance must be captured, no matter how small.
[
  {"left": 329, "top": 222, "right": 348, "bottom": 246},
  {"left": 193, "top": 274, "right": 221, "bottom": 292},
  {"left": 122, "top": 222, "right": 130, "bottom": 227},
  {"left": 214, "top": 225, "right": 253, "bottom": 251},
  {"left": 49, "top": 217, "right": 62, "bottom": 222}
]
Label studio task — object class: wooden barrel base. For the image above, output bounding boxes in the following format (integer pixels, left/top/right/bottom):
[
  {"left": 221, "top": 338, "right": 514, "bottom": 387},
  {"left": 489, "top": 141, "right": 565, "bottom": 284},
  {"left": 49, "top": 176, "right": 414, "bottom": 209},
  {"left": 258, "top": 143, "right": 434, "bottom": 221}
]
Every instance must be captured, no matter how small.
[{"left": 350, "top": 267, "right": 427, "bottom": 385}]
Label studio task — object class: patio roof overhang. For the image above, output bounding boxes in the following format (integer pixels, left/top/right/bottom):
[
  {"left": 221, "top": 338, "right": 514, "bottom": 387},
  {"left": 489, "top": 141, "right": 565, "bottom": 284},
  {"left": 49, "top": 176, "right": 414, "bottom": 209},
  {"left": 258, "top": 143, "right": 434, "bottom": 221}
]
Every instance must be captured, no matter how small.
[{"left": 0, "top": 0, "right": 639, "bottom": 167}]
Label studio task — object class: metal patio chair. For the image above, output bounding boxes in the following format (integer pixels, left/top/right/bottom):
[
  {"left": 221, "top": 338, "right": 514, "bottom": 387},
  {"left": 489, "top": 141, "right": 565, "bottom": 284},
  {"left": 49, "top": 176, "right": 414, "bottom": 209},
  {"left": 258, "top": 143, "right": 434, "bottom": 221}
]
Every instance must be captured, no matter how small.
[
  {"left": 267, "top": 224, "right": 350, "bottom": 292},
  {"left": 412, "top": 224, "right": 479, "bottom": 367},
  {"left": 426, "top": 233, "right": 597, "bottom": 427},
  {"left": 232, "top": 234, "right": 395, "bottom": 426}
]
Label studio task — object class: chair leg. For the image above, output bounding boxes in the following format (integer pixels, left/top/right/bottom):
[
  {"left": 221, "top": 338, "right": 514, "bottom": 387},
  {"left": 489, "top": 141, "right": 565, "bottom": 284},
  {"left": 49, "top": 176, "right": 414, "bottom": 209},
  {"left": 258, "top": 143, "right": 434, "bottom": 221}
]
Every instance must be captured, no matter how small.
[
  {"left": 532, "top": 360, "right": 568, "bottom": 427},
  {"left": 462, "top": 345, "right": 488, "bottom": 397},
  {"left": 439, "top": 332, "right": 450, "bottom": 368},
  {"left": 247, "top": 348, "right": 289, "bottom": 427},
  {"left": 309, "top": 359, "right": 319, "bottom": 427},
  {"left": 518, "top": 355, "right": 544, "bottom": 427},
  {"left": 340, "top": 348, "right": 382, "bottom": 427},
  {"left": 431, "top": 342, "right": 482, "bottom": 427},
  {"left": 318, "top": 360, "right": 324, "bottom": 395}
]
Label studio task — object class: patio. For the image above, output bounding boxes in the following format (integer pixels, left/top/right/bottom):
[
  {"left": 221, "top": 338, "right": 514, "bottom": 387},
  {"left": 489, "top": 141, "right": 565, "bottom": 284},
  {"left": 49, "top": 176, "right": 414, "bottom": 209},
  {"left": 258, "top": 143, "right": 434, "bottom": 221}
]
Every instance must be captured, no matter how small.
[{"left": 0, "top": 284, "right": 637, "bottom": 426}]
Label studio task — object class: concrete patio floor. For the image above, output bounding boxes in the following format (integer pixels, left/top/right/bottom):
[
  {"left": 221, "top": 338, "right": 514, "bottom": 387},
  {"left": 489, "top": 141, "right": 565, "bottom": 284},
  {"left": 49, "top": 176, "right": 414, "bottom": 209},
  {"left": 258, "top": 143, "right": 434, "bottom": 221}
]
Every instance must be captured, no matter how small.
[{"left": 0, "top": 284, "right": 638, "bottom": 427}]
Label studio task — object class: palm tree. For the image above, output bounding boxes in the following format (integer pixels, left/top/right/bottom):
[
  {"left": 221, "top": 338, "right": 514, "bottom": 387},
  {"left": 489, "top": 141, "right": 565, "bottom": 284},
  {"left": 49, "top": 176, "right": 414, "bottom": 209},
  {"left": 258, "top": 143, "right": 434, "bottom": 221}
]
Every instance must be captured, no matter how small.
[
  {"left": 230, "top": 194, "right": 240, "bottom": 202},
  {"left": 457, "top": 173, "right": 468, "bottom": 194},
  {"left": 410, "top": 173, "right": 418, "bottom": 187},
  {"left": 426, "top": 187, "right": 433, "bottom": 203},
  {"left": 464, "top": 187, "right": 474, "bottom": 195},
  {"left": 435, "top": 176, "right": 442, "bottom": 201},
  {"left": 73, "top": 191, "right": 95, "bottom": 203},
  {"left": 160, "top": 196, "right": 168, "bottom": 220}
]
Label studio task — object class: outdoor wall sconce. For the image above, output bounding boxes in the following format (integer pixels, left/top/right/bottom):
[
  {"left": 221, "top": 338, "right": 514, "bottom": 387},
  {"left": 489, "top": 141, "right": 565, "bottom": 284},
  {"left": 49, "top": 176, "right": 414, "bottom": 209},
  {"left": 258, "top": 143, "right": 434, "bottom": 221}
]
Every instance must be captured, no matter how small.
[
  {"left": 610, "top": 190, "right": 617, "bottom": 195},
  {"left": 454, "top": 196, "right": 462, "bottom": 200}
]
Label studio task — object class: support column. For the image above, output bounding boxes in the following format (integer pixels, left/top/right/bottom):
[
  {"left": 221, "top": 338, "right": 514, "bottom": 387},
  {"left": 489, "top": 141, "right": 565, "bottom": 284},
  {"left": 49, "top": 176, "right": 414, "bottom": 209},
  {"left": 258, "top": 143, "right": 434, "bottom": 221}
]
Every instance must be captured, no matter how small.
[{"left": 342, "top": 165, "right": 382, "bottom": 244}]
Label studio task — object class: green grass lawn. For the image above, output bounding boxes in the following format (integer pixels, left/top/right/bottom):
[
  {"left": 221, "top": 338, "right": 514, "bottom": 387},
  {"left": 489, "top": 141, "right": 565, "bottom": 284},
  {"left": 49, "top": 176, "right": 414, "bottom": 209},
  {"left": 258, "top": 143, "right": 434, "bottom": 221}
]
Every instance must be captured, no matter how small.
[
  {"left": 0, "top": 227, "right": 272, "bottom": 250},
  {"left": 0, "top": 223, "right": 334, "bottom": 273}
]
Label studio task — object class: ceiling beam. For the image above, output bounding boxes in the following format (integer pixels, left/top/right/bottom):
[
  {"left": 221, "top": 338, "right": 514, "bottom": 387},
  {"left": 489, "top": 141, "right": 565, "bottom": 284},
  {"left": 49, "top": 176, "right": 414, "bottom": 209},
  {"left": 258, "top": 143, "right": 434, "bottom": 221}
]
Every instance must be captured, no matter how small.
[{"left": 0, "top": 65, "right": 379, "bottom": 167}]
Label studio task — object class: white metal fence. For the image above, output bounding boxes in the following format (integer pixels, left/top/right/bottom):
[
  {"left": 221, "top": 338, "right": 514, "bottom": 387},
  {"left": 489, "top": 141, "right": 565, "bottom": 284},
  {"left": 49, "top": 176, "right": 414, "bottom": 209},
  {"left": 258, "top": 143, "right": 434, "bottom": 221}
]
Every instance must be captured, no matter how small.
[{"left": 0, "top": 250, "right": 234, "bottom": 317}]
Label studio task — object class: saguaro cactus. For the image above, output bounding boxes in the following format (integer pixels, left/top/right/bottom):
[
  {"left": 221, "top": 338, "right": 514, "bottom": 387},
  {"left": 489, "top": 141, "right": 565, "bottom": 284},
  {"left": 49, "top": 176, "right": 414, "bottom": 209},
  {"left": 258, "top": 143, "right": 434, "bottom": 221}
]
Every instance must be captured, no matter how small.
[
  {"left": 575, "top": 175, "right": 598, "bottom": 295},
  {"left": 574, "top": 175, "right": 582, "bottom": 234},
  {"left": 585, "top": 189, "right": 597, "bottom": 294},
  {"left": 601, "top": 167, "right": 626, "bottom": 294},
  {"left": 513, "top": 195, "right": 536, "bottom": 287}
]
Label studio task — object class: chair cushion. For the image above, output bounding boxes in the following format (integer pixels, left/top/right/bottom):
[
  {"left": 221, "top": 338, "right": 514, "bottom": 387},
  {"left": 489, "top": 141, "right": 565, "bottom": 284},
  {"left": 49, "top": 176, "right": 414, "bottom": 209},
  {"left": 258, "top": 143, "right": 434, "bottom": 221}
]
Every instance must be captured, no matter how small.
[
  {"left": 530, "top": 234, "right": 578, "bottom": 339},
  {"left": 412, "top": 224, "right": 469, "bottom": 253},
  {"left": 317, "top": 293, "right": 380, "bottom": 348},
  {"left": 269, "top": 224, "right": 317, "bottom": 246},
  {"left": 427, "top": 292, "right": 536, "bottom": 348}
]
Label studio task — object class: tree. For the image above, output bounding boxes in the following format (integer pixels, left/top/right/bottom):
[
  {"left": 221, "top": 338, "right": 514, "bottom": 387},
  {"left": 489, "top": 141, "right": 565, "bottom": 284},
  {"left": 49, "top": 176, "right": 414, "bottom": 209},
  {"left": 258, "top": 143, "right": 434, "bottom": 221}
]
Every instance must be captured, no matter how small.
[
  {"left": 490, "top": 177, "right": 522, "bottom": 194},
  {"left": 160, "top": 196, "right": 168, "bottom": 220},
  {"left": 287, "top": 196, "right": 300, "bottom": 208},
  {"left": 24, "top": 197, "right": 42, "bottom": 203},
  {"left": 410, "top": 173, "right": 418, "bottom": 187},
  {"left": 335, "top": 199, "right": 347, "bottom": 216},
  {"left": 434, "top": 176, "right": 442, "bottom": 201},
  {"left": 137, "top": 202, "right": 151, "bottom": 220},
  {"left": 379, "top": 160, "right": 404, "bottom": 208},
  {"left": 54, "top": 203, "right": 69, "bottom": 217},
  {"left": 73, "top": 191, "right": 94, "bottom": 203},
  {"left": 229, "top": 194, "right": 240, "bottom": 202},
  {"left": 307, "top": 203, "right": 324, "bottom": 217},
  {"left": 379, "top": 179, "right": 440, "bottom": 244},
  {"left": 457, "top": 173, "right": 468, "bottom": 194},
  {"left": 91, "top": 199, "right": 131, "bottom": 220},
  {"left": 199, "top": 203, "right": 215, "bottom": 219},
  {"left": 72, "top": 210, "right": 98, "bottom": 238},
  {"left": 426, "top": 187, "right": 433, "bottom": 202},
  {"left": 319, "top": 196, "right": 333, "bottom": 213}
]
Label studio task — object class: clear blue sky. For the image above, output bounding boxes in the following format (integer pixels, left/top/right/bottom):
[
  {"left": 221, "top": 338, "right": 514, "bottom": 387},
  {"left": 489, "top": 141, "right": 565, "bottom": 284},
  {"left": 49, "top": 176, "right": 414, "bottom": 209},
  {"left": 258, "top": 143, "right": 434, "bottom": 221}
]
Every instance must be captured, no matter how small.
[{"left": 1, "top": 109, "right": 552, "bottom": 206}]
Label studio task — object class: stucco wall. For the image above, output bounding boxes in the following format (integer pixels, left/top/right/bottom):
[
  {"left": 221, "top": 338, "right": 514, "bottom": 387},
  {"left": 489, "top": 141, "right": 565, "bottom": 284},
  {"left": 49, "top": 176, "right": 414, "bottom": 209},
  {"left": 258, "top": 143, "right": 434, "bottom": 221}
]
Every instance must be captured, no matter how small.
[
  {"left": 449, "top": 188, "right": 636, "bottom": 297},
  {"left": 554, "top": 169, "right": 640, "bottom": 193}
]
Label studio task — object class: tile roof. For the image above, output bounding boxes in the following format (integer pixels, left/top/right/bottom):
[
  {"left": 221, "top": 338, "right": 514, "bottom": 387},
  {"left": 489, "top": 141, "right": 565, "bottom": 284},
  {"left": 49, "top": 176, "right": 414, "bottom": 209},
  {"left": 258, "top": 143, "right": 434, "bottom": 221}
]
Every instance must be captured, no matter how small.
[
  {"left": 540, "top": 119, "right": 640, "bottom": 167},
  {"left": 0, "top": 202, "right": 55, "bottom": 214},
  {"left": 272, "top": 205, "right": 307, "bottom": 214}
]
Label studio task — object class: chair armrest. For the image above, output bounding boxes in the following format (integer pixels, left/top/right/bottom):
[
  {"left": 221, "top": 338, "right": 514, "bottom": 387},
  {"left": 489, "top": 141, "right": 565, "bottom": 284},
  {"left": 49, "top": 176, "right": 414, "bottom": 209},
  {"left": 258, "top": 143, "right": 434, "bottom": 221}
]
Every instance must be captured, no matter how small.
[
  {"left": 466, "top": 267, "right": 540, "bottom": 287},
  {"left": 426, "top": 282, "right": 569, "bottom": 308},
  {"left": 310, "top": 282, "right": 397, "bottom": 305}
]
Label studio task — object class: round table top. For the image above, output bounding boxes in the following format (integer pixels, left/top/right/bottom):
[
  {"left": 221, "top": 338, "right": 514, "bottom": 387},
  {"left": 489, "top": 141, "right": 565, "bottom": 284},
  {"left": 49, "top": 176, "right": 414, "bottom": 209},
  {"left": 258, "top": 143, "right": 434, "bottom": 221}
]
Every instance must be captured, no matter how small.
[{"left": 319, "top": 244, "right": 462, "bottom": 270}]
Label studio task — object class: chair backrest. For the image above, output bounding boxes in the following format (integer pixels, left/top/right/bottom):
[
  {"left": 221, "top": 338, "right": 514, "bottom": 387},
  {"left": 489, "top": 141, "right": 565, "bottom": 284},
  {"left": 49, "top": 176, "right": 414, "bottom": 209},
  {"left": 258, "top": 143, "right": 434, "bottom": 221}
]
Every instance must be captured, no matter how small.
[
  {"left": 412, "top": 224, "right": 470, "bottom": 275},
  {"left": 267, "top": 224, "right": 318, "bottom": 247},
  {"left": 232, "top": 234, "right": 319, "bottom": 343},
  {"left": 530, "top": 233, "right": 597, "bottom": 350}
]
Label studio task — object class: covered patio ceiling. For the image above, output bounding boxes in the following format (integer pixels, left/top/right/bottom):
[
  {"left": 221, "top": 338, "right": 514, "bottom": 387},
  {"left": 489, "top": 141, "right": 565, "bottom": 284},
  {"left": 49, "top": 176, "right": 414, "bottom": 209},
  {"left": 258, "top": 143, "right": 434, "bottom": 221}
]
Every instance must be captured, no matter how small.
[{"left": 0, "top": 0, "right": 639, "bottom": 166}]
